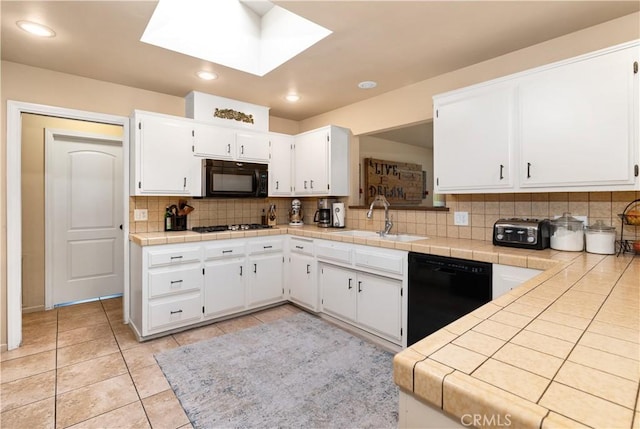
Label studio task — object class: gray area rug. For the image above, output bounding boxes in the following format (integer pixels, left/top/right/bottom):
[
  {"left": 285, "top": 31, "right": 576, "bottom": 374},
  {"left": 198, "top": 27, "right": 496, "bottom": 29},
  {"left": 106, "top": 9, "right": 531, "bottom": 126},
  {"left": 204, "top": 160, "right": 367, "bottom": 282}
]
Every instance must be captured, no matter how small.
[{"left": 155, "top": 312, "right": 398, "bottom": 429}]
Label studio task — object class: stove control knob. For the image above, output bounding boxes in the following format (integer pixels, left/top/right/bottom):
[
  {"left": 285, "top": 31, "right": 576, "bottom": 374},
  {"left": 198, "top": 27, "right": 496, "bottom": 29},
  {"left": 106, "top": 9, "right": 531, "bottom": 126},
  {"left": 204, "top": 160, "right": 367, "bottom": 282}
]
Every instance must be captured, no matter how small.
[
  {"left": 496, "top": 234, "right": 504, "bottom": 240},
  {"left": 527, "top": 236, "right": 535, "bottom": 243}
]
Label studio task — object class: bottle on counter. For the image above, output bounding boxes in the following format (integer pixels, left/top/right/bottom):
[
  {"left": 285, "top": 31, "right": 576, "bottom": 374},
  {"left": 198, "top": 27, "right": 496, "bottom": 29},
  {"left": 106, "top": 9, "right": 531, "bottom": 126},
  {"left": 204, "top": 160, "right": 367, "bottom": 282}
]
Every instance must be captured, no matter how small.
[
  {"left": 261, "top": 209, "right": 267, "bottom": 226},
  {"left": 268, "top": 204, "right": 277, "bottom": 226},
  {"left": 164, "top": 206, "right": 173, "bottom": 231}
]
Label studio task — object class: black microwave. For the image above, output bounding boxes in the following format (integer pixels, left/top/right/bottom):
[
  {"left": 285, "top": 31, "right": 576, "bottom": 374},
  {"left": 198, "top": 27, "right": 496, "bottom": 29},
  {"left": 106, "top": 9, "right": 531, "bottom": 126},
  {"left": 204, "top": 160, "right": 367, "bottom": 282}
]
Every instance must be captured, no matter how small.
[{"left": 201, "top": 159, "right": 268, "bottom": 198}]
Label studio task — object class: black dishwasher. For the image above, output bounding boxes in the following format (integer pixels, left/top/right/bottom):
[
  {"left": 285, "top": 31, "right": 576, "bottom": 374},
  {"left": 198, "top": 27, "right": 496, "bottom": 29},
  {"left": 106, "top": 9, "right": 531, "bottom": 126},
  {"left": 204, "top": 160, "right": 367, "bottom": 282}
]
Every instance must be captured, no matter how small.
[{"left": 408, "top": 252, "right": 492, "bottom": 346}]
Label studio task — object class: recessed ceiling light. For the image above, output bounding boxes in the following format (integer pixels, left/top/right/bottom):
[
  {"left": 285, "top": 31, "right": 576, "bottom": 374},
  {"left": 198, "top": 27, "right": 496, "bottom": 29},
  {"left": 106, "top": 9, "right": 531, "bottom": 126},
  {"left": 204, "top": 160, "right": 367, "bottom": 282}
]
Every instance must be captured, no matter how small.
[
  {"left": 358, "top": 81, "right": 377, "bottom": 89},
  {"left": 16, "top": 20, "right": 56, "bottom": 37},
  {"left": 196, "top": 71, "right": 218, "bottom": 80},
  {"left": 285, "top": 94, "right": 300, "bottom": 102}
]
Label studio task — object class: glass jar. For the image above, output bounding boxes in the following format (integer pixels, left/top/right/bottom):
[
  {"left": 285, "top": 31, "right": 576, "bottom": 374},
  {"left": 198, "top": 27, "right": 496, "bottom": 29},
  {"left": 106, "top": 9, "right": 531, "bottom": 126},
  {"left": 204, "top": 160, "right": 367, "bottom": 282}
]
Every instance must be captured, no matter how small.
[
  {"left": 549, "top": 212, "right": 584, "bottom": 251},
  {"left": 585, "top": 220, "right": 616, "bottom": 255}
]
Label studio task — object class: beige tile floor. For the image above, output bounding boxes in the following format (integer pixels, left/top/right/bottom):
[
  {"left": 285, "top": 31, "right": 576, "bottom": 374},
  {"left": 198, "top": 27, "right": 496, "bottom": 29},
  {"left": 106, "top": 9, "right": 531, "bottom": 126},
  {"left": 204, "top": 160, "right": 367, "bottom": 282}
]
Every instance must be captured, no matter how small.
[{"left": 0, "top": 298, "right": 302, "bottom": 429}]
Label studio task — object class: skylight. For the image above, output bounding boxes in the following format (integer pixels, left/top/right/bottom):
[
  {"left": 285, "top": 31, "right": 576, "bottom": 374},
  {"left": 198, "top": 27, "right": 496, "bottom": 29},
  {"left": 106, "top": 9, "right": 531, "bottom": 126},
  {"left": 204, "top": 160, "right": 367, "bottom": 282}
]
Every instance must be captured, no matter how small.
[{"left": 141, "top": 0, "right": 332, "bottom": 77}]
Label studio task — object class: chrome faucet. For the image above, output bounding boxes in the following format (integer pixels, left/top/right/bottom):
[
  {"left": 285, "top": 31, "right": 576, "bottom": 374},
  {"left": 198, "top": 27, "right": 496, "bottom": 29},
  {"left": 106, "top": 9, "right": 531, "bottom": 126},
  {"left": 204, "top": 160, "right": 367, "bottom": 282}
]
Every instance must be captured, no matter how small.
[{"left": 366, "top": 195, "right": 393, "bottom": 236}]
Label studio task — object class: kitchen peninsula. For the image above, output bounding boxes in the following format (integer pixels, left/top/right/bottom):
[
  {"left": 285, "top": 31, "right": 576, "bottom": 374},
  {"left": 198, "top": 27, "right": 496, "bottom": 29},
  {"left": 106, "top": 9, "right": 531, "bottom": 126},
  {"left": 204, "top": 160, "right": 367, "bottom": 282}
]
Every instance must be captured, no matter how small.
[{"left": 130, "top": 225, "right": 639, "bottom": 429}]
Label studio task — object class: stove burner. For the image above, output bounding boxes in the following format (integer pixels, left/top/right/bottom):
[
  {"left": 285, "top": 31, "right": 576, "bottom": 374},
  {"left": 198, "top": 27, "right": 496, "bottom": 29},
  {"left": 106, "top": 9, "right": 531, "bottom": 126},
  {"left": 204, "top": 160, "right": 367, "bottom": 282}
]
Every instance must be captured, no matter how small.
[{"left": 192, "top": 224, "right": 273, "bottom": 233}]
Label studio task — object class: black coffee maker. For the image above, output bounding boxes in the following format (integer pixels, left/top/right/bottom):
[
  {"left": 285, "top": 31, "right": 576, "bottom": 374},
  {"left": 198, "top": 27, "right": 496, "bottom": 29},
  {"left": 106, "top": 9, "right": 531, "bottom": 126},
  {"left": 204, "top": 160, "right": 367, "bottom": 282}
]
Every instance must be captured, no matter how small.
[{"left": 313, "top": 198, "right": 335, "bottom": 228}]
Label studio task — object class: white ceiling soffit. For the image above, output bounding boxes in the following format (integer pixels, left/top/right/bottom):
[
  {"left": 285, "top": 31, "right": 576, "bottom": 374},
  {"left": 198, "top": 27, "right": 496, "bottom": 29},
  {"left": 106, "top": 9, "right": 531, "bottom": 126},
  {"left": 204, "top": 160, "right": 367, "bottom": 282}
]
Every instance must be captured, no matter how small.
[{"left": 141, "top": 0, "right": 332, "bottom": 77}]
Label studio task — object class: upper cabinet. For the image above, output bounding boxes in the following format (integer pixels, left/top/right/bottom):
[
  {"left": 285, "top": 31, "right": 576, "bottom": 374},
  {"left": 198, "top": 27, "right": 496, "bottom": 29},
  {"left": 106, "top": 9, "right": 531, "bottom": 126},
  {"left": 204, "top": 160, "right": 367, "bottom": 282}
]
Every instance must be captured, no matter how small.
[
  {"left": 268, "top": 132, "right": 294, "bottom": 196},
  {"left": 519, "top": 46, "right": 638, "bottom": 189},
  {"left": 433, "top": 41, "right": 639, "bottom": 194},
  {"left": 131, "top": 111, "right": 195, "bottom": 196},
  {"left": 434, "top": 83, "right": 515, "bottom": 192},
  {"left": 293, "top": 125, "right": 350, "bottom": 196},
  {"left": 193, "top": 125, "right": 269, "bottom": 163}
]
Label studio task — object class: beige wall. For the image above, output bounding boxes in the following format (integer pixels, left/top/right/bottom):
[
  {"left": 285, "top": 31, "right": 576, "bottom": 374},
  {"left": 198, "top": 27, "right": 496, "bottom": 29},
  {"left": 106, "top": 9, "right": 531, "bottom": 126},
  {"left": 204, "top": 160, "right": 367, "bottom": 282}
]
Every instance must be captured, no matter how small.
[
  {"left": 359, "top": 136, "right": 433, "bottom": 206},
  {"left": 21, "top": 114, "right": 124, "bottom": 313}
]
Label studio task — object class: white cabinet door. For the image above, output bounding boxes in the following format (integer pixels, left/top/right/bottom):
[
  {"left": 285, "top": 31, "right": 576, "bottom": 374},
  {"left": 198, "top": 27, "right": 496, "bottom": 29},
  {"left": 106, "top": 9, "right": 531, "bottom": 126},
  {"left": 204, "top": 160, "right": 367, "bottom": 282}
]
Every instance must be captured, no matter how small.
[
  {"left": 320, "top": 264, "right": 357, "bottom": 322},
  {"left": 294, "top": 129, "right": 328, "bottom": 195},
  {"left": 134, "top": 113, "right": 194, "bottom": 195},
  {"left": 289, "top": 253, "right": 317, "bottom": 311},
  {"left": 236, "top": 131, "right": 270, "bottom": 163},
  {"left": 356, "top": 272, "right": 402, "bottom": 342},
  {"left": 268, "top": 133, "right": 293, "bottom": 196},
  {"left": 433, "top": 83, "right": 514, "bottom": 192},
  {"left": 193, "top": 122, "right": 235, "bottom": 160},
  {"left": 492, "top": 264, "right": 542, "bottom": 299},
  {"left": 247, "top": 253, "right": 284, "bottom": 307},
  {"left": 203, "top": 258, "right": 245, "bottom": 318},
  {"left": 519, "top": 46, "right": 638, "bottom": 189}
]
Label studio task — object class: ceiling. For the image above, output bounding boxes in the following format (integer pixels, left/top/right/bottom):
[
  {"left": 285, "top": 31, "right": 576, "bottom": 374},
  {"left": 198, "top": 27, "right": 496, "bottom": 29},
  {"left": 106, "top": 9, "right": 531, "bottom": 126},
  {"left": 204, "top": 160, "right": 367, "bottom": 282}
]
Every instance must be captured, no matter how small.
[{"left": 2, "top": 1, "right": 639, "bottom": 124}]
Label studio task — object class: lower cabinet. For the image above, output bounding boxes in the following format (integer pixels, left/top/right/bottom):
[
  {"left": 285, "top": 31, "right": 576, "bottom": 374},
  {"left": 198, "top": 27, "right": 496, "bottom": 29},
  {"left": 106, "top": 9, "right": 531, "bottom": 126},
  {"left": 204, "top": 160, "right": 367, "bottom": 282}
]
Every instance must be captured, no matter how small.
[
  {"left": 203, "top": 257, "right": 245, "bottom": 318},
  {"left": 289, "top": 250, "right": 317, "bottom": 311},
  {"left": 320, "top": 263, "right": 403, "bottom": 344},
  {"left": 247, "top": 253, "right": 284, "bottom": 307}
]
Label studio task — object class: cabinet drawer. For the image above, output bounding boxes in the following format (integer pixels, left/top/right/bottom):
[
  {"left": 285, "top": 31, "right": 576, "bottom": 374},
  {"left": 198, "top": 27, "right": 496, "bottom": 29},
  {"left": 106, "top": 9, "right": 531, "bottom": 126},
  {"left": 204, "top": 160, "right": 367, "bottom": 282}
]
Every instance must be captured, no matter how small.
[
  {"left": 148, "top": 266, "right": 203, "bottom": 298},
  {"left": 355, "top": 249, "right": 404, "bottom": 275},
  {"left": 316, "top": 241, "right": 352, "bottom": 264},
  {"left": 148, "top": 247, "right": 201, "bottom": 267},
  {"left": 148, "top": 292, "right": 202, "bottom": 331},
  {"left": 247, "top": 239, "right": 283, "bottom": 255},
  {"left": 204, "top": 242, "right": 246, "bottom": 260},
  {"left": 290, "top": 238, "right": 313, "bottom": 255}
]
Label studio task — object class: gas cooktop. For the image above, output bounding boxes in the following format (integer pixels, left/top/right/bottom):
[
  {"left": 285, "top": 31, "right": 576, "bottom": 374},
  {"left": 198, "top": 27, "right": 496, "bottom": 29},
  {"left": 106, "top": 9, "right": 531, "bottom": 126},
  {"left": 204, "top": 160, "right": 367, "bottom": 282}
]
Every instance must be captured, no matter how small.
[{"left": 191, "top": 224, "right": 273, "bottom": 233}]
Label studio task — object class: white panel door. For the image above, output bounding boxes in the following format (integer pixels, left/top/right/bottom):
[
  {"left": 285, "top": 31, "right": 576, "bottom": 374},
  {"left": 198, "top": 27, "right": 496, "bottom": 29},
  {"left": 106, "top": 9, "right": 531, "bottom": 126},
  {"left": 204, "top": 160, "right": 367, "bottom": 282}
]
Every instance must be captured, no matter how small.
[
  {"left": 519, "top": 46, "right": 637, "bottom": 188},
  {"left": 356, "top": 272, "right": 402, "bottom": 341},
  {"left": 320, "top": 264, "right": 357, "bottom": 322},
  {"left": 47, "top": 129, "right": 123, "bottom": 306}
]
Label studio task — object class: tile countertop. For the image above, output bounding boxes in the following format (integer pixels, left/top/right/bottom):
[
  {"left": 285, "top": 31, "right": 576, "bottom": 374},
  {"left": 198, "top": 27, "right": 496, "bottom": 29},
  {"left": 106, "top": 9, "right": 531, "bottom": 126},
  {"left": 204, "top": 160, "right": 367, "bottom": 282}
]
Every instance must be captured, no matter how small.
[{"left": 130, "top": 226, "right": 640, "bottom": 429}]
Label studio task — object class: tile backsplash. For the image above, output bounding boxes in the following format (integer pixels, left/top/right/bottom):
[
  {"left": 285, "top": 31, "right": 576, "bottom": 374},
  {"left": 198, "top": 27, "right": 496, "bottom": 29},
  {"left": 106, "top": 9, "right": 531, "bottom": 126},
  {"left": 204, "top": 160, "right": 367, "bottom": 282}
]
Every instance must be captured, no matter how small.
[{"left": 130, "top": 191, "right": 640, "bottom": 243}]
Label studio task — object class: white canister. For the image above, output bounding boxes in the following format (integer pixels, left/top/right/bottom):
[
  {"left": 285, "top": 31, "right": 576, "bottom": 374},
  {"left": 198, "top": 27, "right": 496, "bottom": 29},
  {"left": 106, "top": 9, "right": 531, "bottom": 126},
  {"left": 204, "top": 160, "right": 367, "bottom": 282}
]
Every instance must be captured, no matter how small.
[
  {"left": 332, "top": 202, "right": 345, "bottom": 228},
  {"left": 585, "top": 220, "right": 616, "bottom": 255}
]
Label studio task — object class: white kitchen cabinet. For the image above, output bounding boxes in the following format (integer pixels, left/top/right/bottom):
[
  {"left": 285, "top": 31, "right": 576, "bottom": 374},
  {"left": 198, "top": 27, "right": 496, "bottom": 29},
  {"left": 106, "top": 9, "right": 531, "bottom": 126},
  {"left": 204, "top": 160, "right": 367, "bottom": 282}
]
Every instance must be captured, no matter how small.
[
  {"left": 433, "top": 83, "right": 515, "bottom": 192},
  {"left": 432, "top": 40, "right": 639, "bottom": 193},
  {"left": 131, "top": 111, "right": 195, "bottom": 196},
  {"left": 268, "top": 133, "right": 294, "bottom": 196},
  {"left": 519, "top": 45, "right": 639, "bottom": 190},
  {"left": 192, "top": 122, "right": 235, "bottom": 160},
  {"left": 317, "top": 240, "right": 406, "bottom": 344},
  {"left": 293, "top": 125, "right": 350, "bottom": 196},
  {"left": 320, "top": 264, "right": 357, "bottom": 322},
  {"left": 247, "top": 239, "right": 284, "bottom": 307},
  {"left": 203, "top": 240, "right": 246, "bottom": 319},
  {"left": 129, "top": 242, "right": 204, "bottom": 337},
  {"left": 320, "top": 263, "right": 403, "bottom": 343},
  {"left": 236, "top": 131, "right": 270, "bottom": 163},
  {"left": 193, "top": 124, "right": 269, "bottom": 163},
  {"left": 356, "top": 272, "right": 402, "bottom": 342},
  {"left": 492, "top": 264, "right": 542, "bottom": 299},
  {"left": 288, "top": 238, "right": 318, "bottom": 311},
  {"left": 203, "top": 258, "right": 245, "bottom": 318}
]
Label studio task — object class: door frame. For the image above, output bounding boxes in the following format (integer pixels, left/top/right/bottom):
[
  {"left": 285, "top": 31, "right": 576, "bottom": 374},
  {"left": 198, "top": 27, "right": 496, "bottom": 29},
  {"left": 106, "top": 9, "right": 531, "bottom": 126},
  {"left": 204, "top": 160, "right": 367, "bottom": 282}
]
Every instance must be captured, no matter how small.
[
  {"left": 44, "top": 128, "right": 124, "bottom": 309},
  {"left": 6, "top": 100, "right": 130, "bottom": 350}
]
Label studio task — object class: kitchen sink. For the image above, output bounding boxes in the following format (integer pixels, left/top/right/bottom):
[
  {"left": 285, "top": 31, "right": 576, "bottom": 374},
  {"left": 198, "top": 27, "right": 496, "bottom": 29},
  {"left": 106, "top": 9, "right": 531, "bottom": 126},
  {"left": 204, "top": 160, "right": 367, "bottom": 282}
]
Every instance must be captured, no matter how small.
[{"left": 330, "top": 230, "right": 427, "bottom": 242}]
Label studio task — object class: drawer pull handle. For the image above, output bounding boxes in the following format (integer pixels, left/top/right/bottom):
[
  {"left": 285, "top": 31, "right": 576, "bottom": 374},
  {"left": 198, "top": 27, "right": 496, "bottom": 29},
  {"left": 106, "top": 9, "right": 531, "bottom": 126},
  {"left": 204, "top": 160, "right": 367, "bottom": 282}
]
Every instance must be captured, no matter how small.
[
  {"left": 240, "top": 266, "right": 243, "bottom": 276},
  {"left": 170, "top": 280, "right": 183, "bottom": 285},
  {"left": 306, "top": 264, "right": 311, "bottom": 274},
  {"left": 170, "top": 309, "right": 183, "bottom": 315},
  {"left": 263, "top": 245, "right": 273, "bottom": 249},
  {"left": 295, "top": 245, "right": 304, "bottom": 250},
  {"left": 170, "top": 256, "right": 183, "bottom": 260},
  {"left": 358, "top": 281, "right": 362, "bottom": 293},
  {"left": 222, "top": 250, "right": 233, "bottom": 254},
  {"left": 348, "top": 278, "right": 353, "bottom": 289}
]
